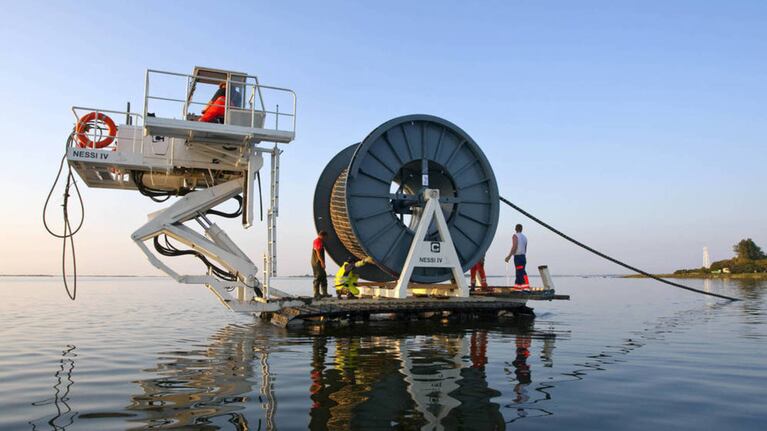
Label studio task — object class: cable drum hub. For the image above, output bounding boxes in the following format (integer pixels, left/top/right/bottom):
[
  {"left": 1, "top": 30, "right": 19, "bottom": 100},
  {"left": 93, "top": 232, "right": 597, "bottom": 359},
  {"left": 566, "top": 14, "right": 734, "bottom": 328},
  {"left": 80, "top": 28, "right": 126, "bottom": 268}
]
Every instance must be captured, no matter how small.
[{"left": 314, "top": 115, "right": 499, "bottom": 283}]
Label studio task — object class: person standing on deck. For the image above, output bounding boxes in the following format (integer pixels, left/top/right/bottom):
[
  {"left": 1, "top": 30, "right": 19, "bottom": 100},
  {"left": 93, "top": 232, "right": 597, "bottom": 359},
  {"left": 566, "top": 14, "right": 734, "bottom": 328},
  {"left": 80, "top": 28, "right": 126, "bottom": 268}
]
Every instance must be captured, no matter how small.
[
  {"left": 505, "top": 224, "right": 529, "bottom": 290},
  {"left": 311, "top": 231, "right": 330, "bottom": 300},
  {"left": 470, "top": 255, "right": 489, "bottom": 291}
]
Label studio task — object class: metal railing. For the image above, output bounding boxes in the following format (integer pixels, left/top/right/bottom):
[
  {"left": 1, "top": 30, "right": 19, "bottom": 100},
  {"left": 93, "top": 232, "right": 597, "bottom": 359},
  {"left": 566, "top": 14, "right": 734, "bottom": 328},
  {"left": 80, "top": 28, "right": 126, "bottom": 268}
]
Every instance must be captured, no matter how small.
[
  {"left": 70, "top": 106, "right": 144, "bottom": 152},
  {"left": 143, "top": 69, "right": 297, "bottom": 134}
]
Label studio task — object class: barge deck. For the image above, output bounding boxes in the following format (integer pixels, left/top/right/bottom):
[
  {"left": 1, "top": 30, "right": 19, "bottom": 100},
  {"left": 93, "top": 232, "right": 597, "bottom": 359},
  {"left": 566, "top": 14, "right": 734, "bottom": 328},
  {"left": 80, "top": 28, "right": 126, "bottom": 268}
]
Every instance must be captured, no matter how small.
[{"left": 265, "top": 288, "right": 569, "bottom": 327}]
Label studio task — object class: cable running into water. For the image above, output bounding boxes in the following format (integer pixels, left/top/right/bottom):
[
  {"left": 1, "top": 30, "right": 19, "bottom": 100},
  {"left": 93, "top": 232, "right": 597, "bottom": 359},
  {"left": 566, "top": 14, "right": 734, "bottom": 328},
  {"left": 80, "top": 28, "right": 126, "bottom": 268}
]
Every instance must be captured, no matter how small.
[
  {"left": 43, "top": 134, "right": 84, "bottom": 300},
  {"left": 499, "top": 196, "right": 740, "bottom": 302}
]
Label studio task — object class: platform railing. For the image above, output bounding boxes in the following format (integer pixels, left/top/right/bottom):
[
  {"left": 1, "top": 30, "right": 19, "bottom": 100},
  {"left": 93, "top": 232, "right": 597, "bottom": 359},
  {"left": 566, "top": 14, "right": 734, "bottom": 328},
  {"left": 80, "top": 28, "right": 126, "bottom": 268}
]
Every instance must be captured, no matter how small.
[
  {"left": 143, "top": 69, "right": 297, "bottom": 134},
  {"left": 70, "top": 106, "right": 144, "bottom": 152}
]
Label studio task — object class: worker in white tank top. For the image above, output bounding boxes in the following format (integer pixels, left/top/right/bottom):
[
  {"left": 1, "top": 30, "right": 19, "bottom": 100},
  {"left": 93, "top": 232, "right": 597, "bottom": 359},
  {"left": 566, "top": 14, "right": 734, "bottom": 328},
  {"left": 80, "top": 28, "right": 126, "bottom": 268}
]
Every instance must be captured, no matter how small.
[
  {"left": 504, "top": 224, "right": 529, "bottom": 289},
  {"left": 514, "top": 232, "right": 527, "bottom": 255}
]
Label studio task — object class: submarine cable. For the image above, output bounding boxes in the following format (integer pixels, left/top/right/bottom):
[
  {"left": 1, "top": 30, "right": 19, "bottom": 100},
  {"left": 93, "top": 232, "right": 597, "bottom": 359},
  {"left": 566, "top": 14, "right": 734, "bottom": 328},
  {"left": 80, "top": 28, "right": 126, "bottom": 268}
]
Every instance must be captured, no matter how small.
[{"left": 499, "top": 196, "right": 741, "bottom": 302}]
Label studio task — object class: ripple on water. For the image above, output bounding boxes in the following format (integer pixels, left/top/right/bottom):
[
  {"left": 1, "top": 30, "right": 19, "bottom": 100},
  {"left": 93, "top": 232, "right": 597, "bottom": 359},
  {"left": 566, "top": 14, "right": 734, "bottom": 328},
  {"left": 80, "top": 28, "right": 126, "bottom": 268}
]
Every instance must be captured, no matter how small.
[{"left": 0, "top": 276, "right": 765, "bottom": 430}]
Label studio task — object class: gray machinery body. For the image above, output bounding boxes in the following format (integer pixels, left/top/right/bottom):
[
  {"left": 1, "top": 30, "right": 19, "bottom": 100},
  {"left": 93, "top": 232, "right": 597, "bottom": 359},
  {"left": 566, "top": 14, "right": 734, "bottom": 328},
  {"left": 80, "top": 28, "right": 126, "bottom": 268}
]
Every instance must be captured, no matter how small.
[{"left": 314, "top": 115, "right": 499, "bottom": 283}]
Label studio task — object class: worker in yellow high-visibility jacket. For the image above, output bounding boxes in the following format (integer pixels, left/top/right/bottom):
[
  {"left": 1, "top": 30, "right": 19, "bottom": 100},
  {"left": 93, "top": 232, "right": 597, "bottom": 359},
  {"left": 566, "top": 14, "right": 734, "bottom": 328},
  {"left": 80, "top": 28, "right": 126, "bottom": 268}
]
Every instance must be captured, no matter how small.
[{"left": 335, "top": 256, "right": 373, "bottom": 299}]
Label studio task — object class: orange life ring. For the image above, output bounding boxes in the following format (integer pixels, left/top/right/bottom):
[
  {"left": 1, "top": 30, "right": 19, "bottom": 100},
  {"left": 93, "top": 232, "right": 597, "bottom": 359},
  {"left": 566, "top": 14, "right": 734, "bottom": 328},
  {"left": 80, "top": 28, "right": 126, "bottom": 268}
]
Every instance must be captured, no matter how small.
[{"left": 76, "top": 112, "right": 117, "bottom": 148}]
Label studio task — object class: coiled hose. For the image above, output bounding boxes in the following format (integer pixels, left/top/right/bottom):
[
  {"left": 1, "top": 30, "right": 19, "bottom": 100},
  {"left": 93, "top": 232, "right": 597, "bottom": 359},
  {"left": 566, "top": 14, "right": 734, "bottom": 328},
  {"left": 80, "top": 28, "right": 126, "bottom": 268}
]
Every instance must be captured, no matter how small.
[{"left": 43, "top": 134, "right": 83, "bottom": 300}]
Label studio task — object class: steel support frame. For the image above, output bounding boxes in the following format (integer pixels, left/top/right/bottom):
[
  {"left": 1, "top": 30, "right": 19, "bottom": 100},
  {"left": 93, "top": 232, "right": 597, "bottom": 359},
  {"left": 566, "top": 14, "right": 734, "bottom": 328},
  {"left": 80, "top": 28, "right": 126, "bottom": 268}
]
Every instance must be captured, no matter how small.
[
  {"left": 263, "top": 147, "right": 281, "bottom": 293},
  {"left": 130, "top": 172, "right": 292, "bottom": 312},
  {"left": 360, "top": 189, "right": 470, "bottom": 299}
]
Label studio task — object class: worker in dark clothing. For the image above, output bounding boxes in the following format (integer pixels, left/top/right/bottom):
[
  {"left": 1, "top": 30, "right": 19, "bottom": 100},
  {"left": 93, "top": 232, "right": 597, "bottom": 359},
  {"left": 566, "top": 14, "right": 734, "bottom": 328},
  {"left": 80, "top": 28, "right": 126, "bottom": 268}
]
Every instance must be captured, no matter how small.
[
  {"left": 311, "top": 231, "right": 330, "bottom": 300},
  {"left": 505, "top": 224, "right": 529, "bottom": 290}
]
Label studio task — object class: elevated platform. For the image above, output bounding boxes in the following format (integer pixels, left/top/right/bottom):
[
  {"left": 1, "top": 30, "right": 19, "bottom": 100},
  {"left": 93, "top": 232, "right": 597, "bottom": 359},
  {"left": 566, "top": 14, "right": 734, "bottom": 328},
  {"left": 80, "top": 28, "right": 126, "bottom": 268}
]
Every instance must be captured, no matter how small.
[
  {"left": 264, "top": 289, "right": 569, "bottom": 327},
  {"left": 144, "top": 116, "right": 294, "bottom": 145}
]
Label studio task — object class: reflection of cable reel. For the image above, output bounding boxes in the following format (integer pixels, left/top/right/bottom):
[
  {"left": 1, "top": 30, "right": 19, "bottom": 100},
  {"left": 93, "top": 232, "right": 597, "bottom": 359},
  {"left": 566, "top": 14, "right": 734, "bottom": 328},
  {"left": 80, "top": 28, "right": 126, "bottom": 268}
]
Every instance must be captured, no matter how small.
[{"left": 314, "top": 115, "right": 499, "bottom": 283}]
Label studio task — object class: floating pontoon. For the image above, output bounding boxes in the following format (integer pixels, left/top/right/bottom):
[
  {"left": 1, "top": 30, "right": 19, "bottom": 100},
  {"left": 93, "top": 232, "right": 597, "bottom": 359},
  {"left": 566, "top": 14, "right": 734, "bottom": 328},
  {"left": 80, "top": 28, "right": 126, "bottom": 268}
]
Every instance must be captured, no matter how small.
[{"left": 64, "top": 66, "right": 567, "bottom": 324}]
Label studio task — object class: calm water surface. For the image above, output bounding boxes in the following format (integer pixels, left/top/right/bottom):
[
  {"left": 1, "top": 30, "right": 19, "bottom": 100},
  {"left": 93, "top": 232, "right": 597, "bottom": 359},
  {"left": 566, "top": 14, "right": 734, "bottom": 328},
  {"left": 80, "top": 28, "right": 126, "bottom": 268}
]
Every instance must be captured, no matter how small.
[{"left": 0, "top": 276, "right": 764, "bottom": 430}]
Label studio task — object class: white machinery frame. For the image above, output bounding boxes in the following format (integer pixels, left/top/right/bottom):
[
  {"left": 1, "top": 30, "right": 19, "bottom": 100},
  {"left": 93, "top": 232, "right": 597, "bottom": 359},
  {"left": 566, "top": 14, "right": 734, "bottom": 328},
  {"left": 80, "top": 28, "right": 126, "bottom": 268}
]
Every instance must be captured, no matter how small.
[
  {"left": 360, "top": 189, "right": 470, "bottom": 299},
  {"left": 66, "top": 67, "right": 302, "bottom": 313},
  {"left": 129, "top": 150, "right": 295, "bottom": 312}
]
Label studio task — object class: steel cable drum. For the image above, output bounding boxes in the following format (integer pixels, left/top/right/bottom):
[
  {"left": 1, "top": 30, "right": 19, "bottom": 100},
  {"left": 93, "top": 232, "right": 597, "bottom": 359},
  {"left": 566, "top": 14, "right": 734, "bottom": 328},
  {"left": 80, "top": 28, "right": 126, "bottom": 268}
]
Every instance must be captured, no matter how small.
[{"left": 314, "top": 114, "right": 499, "bottom": 283}]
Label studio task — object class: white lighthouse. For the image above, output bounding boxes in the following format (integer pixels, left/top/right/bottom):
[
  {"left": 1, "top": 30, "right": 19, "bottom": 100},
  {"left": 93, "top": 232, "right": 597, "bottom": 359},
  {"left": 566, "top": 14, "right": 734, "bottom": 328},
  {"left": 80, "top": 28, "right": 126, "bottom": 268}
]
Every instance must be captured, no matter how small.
[{"left": 703, "top": 246, "right": 711, "bottom": 269}]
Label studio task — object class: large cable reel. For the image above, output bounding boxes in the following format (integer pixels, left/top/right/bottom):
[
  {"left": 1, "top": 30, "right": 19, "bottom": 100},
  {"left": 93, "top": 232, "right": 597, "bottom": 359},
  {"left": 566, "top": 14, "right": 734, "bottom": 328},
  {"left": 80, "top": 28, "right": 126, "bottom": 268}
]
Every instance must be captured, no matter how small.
[{"left": 314, "top": 115, "right": 499, "bottom": 283}]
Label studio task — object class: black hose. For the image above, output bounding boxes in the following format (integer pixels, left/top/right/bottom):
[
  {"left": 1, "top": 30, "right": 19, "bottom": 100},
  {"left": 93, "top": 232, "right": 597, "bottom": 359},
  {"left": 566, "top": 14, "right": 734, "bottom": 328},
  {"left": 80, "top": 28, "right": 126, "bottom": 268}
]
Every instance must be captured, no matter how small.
[
  {"left": 499, "top": 196, "right": 740, "bottom": 302},
  {"left": 257, "top": 171, "right": 264, "bottom": 221},
  {"left": 43, "top": 134, "right": 84, "bottom": 300},
  {"left": 131, "top": 171, "right": 195, "bottom": 203},
  {"left": 131, "top": 171, "right": 171, "bottom": 202},
  {"left": 153, "top": 235, "right": 236, "bottom": 281},
  {"left": 206, "top": 195, "right": 243, "bottom": 218},
  {"left": 130, "top": 171, "right": 243, "bottom": 219},
  {"left": 153, "top": 235, "right": 263, "bottom": 296}
]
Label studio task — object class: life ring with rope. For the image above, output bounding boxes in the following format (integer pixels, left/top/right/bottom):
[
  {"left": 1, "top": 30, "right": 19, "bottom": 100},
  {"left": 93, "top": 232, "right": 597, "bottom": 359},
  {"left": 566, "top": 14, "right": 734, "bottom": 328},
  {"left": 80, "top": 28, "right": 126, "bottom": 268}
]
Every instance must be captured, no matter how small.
[{"left": 75, "top": 112, "right": 117, "bottom": 148}]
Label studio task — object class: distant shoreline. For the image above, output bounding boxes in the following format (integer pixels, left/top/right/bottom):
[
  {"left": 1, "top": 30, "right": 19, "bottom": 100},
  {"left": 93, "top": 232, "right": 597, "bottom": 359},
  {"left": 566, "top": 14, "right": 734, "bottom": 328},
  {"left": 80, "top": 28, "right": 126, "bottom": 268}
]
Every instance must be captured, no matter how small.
[{"left": 622, "top": 273, "right": 767, "bottom": 280}]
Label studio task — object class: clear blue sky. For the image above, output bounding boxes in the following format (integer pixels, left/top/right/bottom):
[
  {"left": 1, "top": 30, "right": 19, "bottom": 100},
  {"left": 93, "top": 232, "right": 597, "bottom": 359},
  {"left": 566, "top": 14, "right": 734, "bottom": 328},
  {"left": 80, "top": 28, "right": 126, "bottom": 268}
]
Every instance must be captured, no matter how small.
[{"left": 1, "top": 0, "right": 765, "bottom": 276}]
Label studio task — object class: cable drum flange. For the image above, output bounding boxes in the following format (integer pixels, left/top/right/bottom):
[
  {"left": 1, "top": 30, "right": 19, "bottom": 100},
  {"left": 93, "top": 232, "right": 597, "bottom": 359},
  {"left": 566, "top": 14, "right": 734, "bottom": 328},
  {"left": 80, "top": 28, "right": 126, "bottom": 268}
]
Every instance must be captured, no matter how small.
[
  {"left": 329, "top": 169, "right": 367, "bottom": 259},
  {"left": 314, "top": 115, "right": 499, "bottom": 284},
  {"left": 314, "top": 144, "right": 391, "bottom": 281}
]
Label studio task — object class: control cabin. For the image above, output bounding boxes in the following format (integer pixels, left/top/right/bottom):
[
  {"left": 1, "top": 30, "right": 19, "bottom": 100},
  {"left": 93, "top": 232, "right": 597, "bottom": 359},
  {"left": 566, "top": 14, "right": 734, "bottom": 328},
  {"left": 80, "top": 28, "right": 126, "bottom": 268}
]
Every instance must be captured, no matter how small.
[
  {"left": 64, "top": 67, "right": 296, "bottom": 308},
  {"left": 66, "top": 66, "right": 296, "bottom": 194}
]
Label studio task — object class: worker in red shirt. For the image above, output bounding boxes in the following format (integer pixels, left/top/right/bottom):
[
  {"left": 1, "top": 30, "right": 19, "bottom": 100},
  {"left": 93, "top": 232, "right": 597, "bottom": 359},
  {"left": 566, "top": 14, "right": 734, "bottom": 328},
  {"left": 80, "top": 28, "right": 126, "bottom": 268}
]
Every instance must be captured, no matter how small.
[
  {"left": 198, "top": 82, "right": 227, "bottom": 123},
  {"left": 311, "top": 231, "right": 330, "bottom": 300},
  {"left": 470, "top": 255, "right": 489, "bottom": 291}
]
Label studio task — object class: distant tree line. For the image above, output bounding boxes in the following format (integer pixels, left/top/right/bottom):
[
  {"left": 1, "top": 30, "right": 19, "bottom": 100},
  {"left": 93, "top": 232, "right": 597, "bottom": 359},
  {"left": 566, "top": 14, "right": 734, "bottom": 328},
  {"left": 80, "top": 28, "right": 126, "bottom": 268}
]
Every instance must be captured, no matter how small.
[{"left": 675, "top": 238, "right": 767, "bottom": 275}]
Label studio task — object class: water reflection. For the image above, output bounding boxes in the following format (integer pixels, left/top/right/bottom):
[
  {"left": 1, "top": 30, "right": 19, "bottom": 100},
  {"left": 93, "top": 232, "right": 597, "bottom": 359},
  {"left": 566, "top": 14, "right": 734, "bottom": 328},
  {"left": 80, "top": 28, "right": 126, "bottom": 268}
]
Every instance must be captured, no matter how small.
[
  {"left": 440, "top": 330, "right": 504, "bottom": 430},
  {"left": 309, "top": 335, "right": 422, "bottom": 429},
  {"left": 511, "top": 335, "right": 532, "bottom": 403},
  {"left": 41, "top": 312, "right": 708, "bottom": 429},
  {"left": 29, "top": 345, "right": 77, "bottom": 431},
  {"left": 122, "top": 319, "right": 558, "bottom": 430},
  {"left": 127, "top": 324, "right": 276, "bottom": 430},
  {"left": 44, "top": 306, "right": 721, "bottom": 429},
  {"left": 301, "top": 319, "right": 558, "bottom": 430},
  {"left": 10, "top": 277, "right": 765, "bottom": 430},
  {"left": 731, "top": 278, "right": 765, "bottom": 316},
  {"left": 704, "top": 278, "right": 764, "bottom": 332}
]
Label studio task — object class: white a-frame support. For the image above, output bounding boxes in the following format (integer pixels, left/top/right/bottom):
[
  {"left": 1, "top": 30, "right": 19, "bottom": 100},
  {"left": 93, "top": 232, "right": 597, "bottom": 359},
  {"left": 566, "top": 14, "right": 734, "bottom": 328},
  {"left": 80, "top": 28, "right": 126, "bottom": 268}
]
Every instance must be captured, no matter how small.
[{"left": 392, "top": 189, "right": 470, "bottom": 299}]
